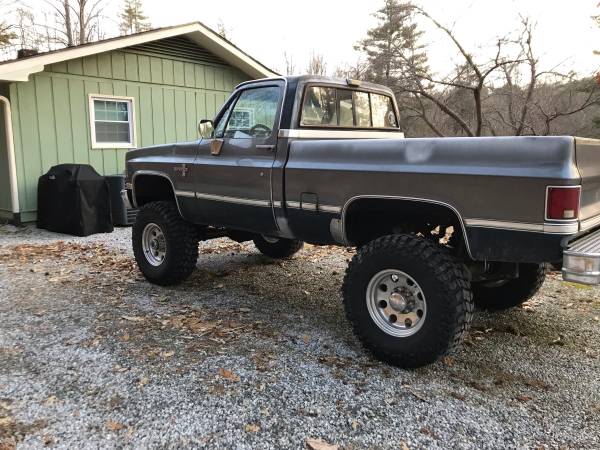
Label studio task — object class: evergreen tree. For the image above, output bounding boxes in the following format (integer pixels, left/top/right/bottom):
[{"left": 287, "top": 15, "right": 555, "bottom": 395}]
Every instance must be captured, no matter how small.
[
  {"left": 119, "top": 0, "right": 150, "bottom": 35},
  {"left": 357, "top": 0, "right": 428, "bottom": 89}
]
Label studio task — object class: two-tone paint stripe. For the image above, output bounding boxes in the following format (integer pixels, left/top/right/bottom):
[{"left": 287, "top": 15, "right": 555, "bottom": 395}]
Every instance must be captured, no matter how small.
[
  {"left": 464, "top": 218, "right": 578, "bottom": 235},
  {"left": 176, "top": 190, "right": 579, "bottom": 235}
]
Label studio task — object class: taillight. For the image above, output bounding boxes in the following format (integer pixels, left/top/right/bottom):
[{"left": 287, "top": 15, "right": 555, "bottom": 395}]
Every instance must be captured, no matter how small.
[{"left": 546, "top": 186, "right": 580, "bottom": 220}]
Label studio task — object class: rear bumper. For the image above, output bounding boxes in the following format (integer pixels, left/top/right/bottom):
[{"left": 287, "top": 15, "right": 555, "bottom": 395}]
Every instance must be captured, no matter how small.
[{"left": 562, "top": 229, "right": 600, "bottom": 285}]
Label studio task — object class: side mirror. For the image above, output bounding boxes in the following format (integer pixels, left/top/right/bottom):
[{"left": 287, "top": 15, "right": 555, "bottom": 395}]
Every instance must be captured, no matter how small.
[{"left": 198, "top": 119, "right": 214, "bottom": 139}]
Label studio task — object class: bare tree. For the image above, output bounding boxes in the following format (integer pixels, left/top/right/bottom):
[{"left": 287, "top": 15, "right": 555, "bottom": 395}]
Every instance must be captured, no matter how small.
[
  {"left": 333, "top": 59, "right": 369, "bottom": 80},
  {"left": 283, "top": 51, "right": 296, "bottom": 75},
  {"left": 306, "top": 51, "right": 327, "bottom": 76},
  {"left": 216, "top": 19, "right": 230, "bottom": 40},
  {"left": 358, "top": 4, "right": 600, "bottom": 138},
  {"left": 42, "top": 0, "right": 106, "bottom": 46},
  {"left": 0, "top": 0, "right": 17, "bottom": 47}
]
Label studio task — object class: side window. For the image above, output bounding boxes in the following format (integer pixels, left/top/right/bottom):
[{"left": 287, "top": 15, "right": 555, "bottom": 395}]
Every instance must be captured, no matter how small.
[
  {"left": 301, "top": 87, "right": 337, "bottom": 126},
  {"left": 223, "top": 86, "right": 281, "bottom": 139},
  {"left": 371, "top": 93, "right": 398, "bottom": 128}
]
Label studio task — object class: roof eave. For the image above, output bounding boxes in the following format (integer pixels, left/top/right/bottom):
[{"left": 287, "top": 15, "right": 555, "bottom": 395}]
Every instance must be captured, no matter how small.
[{"left": 0, "top": 22, "right": 276, "bottom": 82}]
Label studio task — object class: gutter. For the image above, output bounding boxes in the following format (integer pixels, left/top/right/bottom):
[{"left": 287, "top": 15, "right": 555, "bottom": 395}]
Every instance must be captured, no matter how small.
[{"left": 0, "top": 95, "right": 20, "bottom": 223}]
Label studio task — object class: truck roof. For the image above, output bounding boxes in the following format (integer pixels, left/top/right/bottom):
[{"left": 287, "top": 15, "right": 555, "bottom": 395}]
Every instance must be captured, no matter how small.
[{"left": 237, "top": 75, "right": 395, "bottom": 96}]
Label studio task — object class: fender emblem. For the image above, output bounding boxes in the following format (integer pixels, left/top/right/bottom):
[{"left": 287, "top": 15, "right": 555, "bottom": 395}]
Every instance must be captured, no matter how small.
[{"left": 173, "top": 164, "right": 189, "bottom": 177}]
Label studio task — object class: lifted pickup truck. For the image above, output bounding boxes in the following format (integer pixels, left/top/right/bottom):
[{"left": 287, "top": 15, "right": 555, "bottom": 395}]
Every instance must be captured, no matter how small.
[{"left": 123, "top": 75, "right": 600, "bottom": 368}]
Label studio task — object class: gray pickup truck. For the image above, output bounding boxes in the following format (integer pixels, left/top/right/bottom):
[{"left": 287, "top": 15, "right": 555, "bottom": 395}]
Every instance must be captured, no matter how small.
[{"left": 123, "top": 75, "right": 600, "bottom": 368}]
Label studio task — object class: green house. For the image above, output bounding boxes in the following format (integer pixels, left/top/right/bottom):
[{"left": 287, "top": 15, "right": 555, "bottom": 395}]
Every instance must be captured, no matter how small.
[{"left": 0, "top": 22, "right": 275, "bottom": 224}]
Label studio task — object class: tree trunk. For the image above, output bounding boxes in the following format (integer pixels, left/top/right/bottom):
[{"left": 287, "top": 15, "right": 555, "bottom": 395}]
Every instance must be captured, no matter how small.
[
  {"left": 64, "top": 0, "right": 73, "bottom": 46},
  {"left": 79, "top": 0, "right": 85, "bottom": 45}
]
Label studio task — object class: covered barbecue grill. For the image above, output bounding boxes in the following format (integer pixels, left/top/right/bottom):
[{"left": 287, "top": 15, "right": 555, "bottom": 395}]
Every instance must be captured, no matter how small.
[{"left": 37, "top": 164, "right": 113, "bottom": 236}]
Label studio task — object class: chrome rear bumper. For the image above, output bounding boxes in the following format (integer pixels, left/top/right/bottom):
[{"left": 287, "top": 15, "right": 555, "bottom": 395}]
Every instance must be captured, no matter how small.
[{"left": 562, "top": 229, "right": 600, "bottom": 285}]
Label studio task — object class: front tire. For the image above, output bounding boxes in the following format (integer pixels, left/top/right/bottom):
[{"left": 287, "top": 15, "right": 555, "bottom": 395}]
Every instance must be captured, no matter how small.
[
  {"left": 132, "top": 201, "right": 199, "bottom": 286},
  {"left": 253, "top": 235, "right": 304, "bottom": 259},
  {"left": 342, "top": 234, "right": 473, "bottom": 368},
  {"left": 473, "top": 263, "right": 546, "bottom": 311}
]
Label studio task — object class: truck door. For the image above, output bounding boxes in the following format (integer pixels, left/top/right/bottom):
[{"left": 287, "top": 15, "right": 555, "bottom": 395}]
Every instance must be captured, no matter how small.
[{"left": 193, "top": 81, "right": 284, "bottom": 233}]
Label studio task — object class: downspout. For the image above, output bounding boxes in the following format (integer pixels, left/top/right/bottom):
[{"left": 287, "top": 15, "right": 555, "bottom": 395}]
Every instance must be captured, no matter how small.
[{"left": 0, "top": 95, "right": 20, "bottom": 224}]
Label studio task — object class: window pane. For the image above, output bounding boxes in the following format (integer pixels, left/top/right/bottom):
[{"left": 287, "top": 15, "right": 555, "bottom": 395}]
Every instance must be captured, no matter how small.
[
  {"left": 94, "top": 99, "right": 129, "bottom": 122},
  {"left": 223, "top": 86, "right": 280, "bottom": 139},
  {"left": 371, "top": 94, "right": 398, "bottom": 128},
  {"left": 301, "top": 87, "right": 337, "bottom": 126},
  {"left": 338, "top": 89, "right": 354, "bottom": 127},
  {"left": 354, "top": 92, "right": 371, "bottom": 127},
  {"left": 95, "top": 121, "right": 131, "bottom": 143}
]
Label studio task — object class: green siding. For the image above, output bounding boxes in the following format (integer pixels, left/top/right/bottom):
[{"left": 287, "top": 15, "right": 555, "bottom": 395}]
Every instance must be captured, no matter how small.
[{"left": 6, "top": 46, "right": 251, "bottom": 219}]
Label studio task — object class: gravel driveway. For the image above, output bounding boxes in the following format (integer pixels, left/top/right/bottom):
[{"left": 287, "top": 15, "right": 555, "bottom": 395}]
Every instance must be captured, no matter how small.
[{"left": 0, "top": 224, "right": 598, "bottom": 449}]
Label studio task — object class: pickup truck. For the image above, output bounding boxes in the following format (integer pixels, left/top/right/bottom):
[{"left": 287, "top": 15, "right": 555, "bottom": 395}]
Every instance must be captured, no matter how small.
[{"left": 123, "top": 75, "right": 600, "bottom": 368}]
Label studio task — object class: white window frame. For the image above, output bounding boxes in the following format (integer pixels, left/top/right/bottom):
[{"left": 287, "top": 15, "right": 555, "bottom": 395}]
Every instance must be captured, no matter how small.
[{"left": 88, "top": 94, "right": 137, "bottom": 149}]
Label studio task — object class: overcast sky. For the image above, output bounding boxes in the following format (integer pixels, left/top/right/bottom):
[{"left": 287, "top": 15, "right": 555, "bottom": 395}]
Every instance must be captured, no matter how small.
[{"left": 107, "top": 0, "right": 600, "bottom": 77}]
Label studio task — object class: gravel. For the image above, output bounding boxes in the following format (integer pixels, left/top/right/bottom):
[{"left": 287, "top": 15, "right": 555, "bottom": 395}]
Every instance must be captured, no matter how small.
[{"left": 0, "top": 223, "right": 599, "bottom": 449}]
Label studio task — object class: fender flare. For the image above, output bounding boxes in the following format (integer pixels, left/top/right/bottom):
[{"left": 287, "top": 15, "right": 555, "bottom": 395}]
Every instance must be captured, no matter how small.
[
  {"left": 131, "top": 170, "right": 187, "bottom": 218},
  {"left": 340, "top": 195, "right": 474, "bottom": 259}
]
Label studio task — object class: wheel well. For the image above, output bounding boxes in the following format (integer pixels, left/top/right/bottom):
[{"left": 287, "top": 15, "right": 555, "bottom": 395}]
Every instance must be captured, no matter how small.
[
  {"left": 133, "top": 174, "right": 176, "bottom": 207},
  {"left": 343, "top": 198, "right": 469, "bottom": 255}
]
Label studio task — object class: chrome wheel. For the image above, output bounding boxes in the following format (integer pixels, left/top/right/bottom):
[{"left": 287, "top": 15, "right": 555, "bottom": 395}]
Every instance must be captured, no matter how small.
[
  {"left": 142, "top": 223, "right": 166, "bottom": 266},
  {"left": 366, "top": 269, "right": 427, "bottom": 337}
]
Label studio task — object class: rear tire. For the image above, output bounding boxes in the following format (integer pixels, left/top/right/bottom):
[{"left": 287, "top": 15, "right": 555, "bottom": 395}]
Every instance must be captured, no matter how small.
[
  {"left": 342, "top": 234, "right": 473, "bottom": 368},
  {"left": 473, "top": 263, "right": 546, "bottom": 311},
  {"left": 132, "top": 201, "right": 199, "bottom": 286},
  {"left": 253, "top": 235, "right": 304, "bottom": 259}
]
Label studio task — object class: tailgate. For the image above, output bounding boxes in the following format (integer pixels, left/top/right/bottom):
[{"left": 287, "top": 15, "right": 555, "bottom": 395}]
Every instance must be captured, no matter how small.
[{"left": 575, "top": 137, "right": 600, "bottom": 228}]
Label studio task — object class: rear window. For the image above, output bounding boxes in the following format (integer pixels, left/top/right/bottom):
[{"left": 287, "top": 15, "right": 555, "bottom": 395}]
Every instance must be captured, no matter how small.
[{"left": 300, "top": 86, "right": 398, "bottom": 129}]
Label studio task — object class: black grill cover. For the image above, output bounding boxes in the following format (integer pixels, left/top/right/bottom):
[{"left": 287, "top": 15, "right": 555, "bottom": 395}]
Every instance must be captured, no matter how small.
[{"left": 37, "top": 164, "right": 114, "bottom": 236}]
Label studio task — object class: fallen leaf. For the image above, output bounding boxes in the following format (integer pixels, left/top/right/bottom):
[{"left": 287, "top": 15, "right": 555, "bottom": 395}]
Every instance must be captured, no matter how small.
[
  {"left": 160, "top": 350, "right": 175, "bottom": 358},
  {"left": 121, "top": 316, "right": 144, "bottom": 322},
  {"left": 306, "top": 438, "right": 339, "bottom": 450},
  {"left": 138, "top": 377, "right": 149, "bottom": 387},
  {"left": 516, "top": 395, "right": 533, "bottom": 403},
  {"left": 244, "top": 423, "right": 260, "bottom": 433},
  {"left": 0, "top": 416, "right": 14, "bottom": 427},
  {"left": 302, "top": 335, "right": 310, "bottom": 344},
  {"left": 524, "top": 378, "right": 551, "bottom": 391},
  {"left": 119, "top": 333, "right": 130, "bottom": 342},
  {"left": 218, "top": 368, "right": 240, "bottom": 382},
  {"left": 399, "top": 442, "right": 410, "bottom": 450},
  {"left": 450, "top": 392, "right": 466, "bottom": 401},
  {"left": 43, "top": 395, "right": 58, "bottom": 406},
  {"left": 402, "top": 384, "right": 429, "bottom": 403},
  {"left": 106, "top": 420, "right": 124, "bottom": 431}
]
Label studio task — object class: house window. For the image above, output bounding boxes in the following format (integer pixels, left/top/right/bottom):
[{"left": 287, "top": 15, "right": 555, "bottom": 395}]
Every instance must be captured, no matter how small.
[
  {"left": 228, "top": 109, "right": 253, "bottom": 130},
  {"left": 89, "top": 95, "right": 136, "bottom": 149}
]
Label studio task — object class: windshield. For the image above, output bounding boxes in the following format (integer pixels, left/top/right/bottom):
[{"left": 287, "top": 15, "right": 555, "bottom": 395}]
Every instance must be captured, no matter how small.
[{"left": 301, "top": 86, "right": 399, "bottom": 129}]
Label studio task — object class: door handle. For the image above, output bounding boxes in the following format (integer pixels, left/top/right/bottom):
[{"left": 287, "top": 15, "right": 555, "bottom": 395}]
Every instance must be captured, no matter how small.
[{"left": 256, "top": 144, "right": 276, "bottom": 152}]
